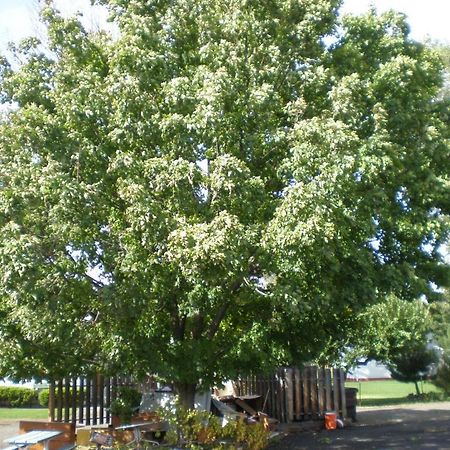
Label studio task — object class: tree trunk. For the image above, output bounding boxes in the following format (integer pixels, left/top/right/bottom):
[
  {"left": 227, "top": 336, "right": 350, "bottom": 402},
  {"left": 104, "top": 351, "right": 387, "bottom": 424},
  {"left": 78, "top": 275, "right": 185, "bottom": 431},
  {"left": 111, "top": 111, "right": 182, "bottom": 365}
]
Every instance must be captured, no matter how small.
[
  {"left": 414, "top": 380, "right": 421, "bottom": 396},
  {"left": 175, "top": 382, "right": 197, "bottom": 410}
]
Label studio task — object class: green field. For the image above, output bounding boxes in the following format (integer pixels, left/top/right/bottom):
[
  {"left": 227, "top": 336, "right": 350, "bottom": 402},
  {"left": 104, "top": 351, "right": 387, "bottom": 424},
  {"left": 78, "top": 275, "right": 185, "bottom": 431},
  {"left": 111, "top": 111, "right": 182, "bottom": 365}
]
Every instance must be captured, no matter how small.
[
  {"left": 0, "top": 408, "right": 48, "bottom": 420},
  {"left": 346, "top": 379, "right": 445, "bottom": 406}
]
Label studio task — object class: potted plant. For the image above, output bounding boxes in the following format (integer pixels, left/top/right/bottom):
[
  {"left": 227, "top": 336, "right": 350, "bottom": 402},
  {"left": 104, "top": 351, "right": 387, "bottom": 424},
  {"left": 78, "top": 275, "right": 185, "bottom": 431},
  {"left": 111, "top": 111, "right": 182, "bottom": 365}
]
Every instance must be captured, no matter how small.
[{"left": 110, "top": 387, "right": 141, "bottom": 426}]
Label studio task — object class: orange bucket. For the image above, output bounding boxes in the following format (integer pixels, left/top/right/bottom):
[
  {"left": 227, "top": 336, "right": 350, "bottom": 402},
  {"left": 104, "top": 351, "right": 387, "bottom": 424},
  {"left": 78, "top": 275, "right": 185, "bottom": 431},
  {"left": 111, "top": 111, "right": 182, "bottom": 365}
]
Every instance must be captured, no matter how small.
[{"left": 324, "top": 412, "right": 337, "bottom": 430}]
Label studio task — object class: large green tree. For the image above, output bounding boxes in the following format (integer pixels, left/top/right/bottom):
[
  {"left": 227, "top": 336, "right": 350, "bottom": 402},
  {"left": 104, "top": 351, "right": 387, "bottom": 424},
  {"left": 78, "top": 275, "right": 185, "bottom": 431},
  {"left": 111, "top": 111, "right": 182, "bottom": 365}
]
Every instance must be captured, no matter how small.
[{"left": 0, "top": 1, "right": 448, "bottom": 406}]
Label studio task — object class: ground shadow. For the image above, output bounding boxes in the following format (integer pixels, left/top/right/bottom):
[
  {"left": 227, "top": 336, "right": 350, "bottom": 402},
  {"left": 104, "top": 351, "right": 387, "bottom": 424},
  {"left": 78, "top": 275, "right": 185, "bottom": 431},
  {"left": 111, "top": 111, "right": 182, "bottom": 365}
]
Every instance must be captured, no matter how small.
[{"left": 269, "top": 405, "right": 450, "bottom": 449}]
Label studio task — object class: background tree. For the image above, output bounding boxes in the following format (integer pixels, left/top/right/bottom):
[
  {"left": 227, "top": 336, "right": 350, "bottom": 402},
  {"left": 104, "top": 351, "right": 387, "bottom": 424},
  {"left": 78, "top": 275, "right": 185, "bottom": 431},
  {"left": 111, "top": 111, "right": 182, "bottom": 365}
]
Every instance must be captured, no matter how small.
[
  {"left": 388, "top": 342, "right": 438, "bottom": 396},
  {"left": 430, "top": 290, "right": 450, "bottom": 394},
  {"left": 324, "top": 294, "right": 435, "bottom": 371},
  {"left": 0, "top": 2, "right": 448, "bottom": 407}
]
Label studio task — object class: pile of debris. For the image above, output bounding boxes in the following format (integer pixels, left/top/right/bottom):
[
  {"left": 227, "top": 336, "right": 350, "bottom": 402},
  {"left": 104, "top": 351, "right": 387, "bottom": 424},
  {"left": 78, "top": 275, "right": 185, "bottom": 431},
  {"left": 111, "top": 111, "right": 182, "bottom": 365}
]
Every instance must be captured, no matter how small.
[{"left": 211, "top": 394, "right": 278, "bottom": 431}]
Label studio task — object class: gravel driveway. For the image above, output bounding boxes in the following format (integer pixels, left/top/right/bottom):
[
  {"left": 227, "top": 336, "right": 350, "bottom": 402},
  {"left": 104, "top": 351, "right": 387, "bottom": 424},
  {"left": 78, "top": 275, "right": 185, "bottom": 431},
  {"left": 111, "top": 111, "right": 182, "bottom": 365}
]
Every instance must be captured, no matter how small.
[{"left": 269, "top": 402, "right": 450, "bottom": 449}]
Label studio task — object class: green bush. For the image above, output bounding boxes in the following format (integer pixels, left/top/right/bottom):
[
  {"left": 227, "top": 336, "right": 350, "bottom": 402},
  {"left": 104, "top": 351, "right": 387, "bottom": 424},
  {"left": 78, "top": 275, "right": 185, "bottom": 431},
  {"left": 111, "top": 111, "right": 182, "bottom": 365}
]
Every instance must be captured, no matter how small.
[
  {"left": 0, "top": 387, "right": 38, "bottom": 407},
  {"left": 38, "top": 388, "right": 83, "bottom": 407},
  {"left": 160, "top": 407, "right": 270, "bottom": 449},
  {"left": 38, "top": 389, "right": 50, "bottom": 407},
  {"left": 110, "top": 387, "right": 142, "bottom": 423}
]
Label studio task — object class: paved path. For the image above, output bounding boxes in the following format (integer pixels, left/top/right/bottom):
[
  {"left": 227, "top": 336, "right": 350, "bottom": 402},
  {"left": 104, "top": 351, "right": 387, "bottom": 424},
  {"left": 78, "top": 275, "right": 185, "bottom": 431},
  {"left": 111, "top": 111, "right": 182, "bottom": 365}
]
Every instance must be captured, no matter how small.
[
  {"left": 269, "top": 402, "right": 450, "bottom": 449},
  {"left": 0, "top": 420, "right": 20, "bottom": 448}
]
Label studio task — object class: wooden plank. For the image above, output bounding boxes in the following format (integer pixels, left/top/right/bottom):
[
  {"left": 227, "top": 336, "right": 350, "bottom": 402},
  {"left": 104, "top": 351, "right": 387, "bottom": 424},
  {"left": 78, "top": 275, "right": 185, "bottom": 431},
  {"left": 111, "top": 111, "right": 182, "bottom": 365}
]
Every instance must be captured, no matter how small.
[
  {"left": 64, "top": 378, "right": 70, "bottom": 423},
  {"left": 285, "top": 368, "right": 294, "bottom": 423},
  {"left": 48, "top": 382, "right": 55, "bottom": 422},
  {"left": 310, "top": 367, "right": 318, "bottom": 419},
  {"left": 105, "top": 378, "right": 111, "bottom": 423},
  {"left": 78, "top": 378, "right": 85, "bottom": 425},
  {"left": 302, "top": 367, "right": 310, "bottom": 419},
  {"left": 269, "top": 373, "right": 276, "bottom": 419},
  {"left": 293, "top": 367, "right": 301, "bottom": 421},
  {"left": 262, "top": 375, "right": 268, "bottom": 404},
  {"left": 276, "top": 369, "right": 283, "bottom": 422},
  {"left": 332, "top": 368, "right": 339, "bottom": 413},
  {"left": 85, "top": 378, "right": 91, "bottom": 425},
  {"left": 339, "top": 368, "right": 347, "bottom": 419},
  {"left": 71, "top": 378, "right": 77, "bottom": 424},
  {"left": 234, "top": 398, "right": 257, "bottom": 416},
  {"left": 317, "top": 367, "right": 325, "bottom": 415},
  {"left": 279, "top": 368, "right": 286, "bottom": 423},
  {"left": 57, "top": 380, "right": 63, "bottom": 422},
  {"left": 325, "top": 369, "right": 332, "bottom": 411},
  {"left": 92, "top": 374, "right": 98, "bottom": 425},
  {"left": 99, "top": 374, "right": 105, "bottom": 424}
]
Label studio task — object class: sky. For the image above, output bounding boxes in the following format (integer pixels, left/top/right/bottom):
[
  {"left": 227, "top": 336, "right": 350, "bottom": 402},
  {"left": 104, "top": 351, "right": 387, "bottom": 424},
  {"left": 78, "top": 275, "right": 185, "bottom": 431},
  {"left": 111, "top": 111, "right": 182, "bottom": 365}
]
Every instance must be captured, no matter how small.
[{"left": 0, "top": 0, "right": 449, "bottom": 53}]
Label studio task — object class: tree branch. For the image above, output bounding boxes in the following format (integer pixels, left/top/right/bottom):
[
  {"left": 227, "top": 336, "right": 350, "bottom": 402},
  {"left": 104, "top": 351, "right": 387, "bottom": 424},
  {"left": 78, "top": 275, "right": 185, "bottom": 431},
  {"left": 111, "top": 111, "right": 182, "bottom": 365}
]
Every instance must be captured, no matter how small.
[{"left": 207, "top": 279, "right": 243, "bottom": 339}]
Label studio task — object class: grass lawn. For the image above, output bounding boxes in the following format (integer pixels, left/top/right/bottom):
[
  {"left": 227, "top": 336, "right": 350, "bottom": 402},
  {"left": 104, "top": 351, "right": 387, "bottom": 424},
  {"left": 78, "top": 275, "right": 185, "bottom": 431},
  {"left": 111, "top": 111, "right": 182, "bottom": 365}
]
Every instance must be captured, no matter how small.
[
  {"left": 346, "top": 379, "right": 445, "bottom": 407},
  {"left": 0, "top": 408, "right": 48, "bottom": 420}
]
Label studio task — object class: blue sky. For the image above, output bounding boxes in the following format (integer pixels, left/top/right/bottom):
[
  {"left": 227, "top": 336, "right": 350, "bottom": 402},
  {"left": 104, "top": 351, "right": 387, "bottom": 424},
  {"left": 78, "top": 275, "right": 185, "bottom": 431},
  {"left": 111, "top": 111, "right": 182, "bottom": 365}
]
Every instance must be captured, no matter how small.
[{"left": 0, "top": 0, "right": 449, "bottom": 52}]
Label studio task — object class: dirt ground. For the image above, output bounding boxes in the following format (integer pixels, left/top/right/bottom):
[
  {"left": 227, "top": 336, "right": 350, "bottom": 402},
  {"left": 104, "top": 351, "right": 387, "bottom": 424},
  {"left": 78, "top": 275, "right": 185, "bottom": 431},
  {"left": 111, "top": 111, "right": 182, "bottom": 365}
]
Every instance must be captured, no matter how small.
[{"left": 269, "top": 402, "right": 450, "bottom": 449}]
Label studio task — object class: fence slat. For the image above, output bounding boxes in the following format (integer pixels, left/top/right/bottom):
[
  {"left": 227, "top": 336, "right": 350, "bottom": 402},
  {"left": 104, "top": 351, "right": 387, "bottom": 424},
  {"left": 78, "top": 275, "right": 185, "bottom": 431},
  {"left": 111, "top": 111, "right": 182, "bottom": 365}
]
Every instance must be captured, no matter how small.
[
  {"left": 317, "top": 368, "right": 325, "bottom": 413},
  {"left": 303, "top": 367, "right": 310, "bottom": 419},
  {"left": 92, "top": 375, "right": 98, "bottom": 425},
  {"left": 293, "top": 367, "right": 301, "bottom": 421},
  {"left": 310, "top": 367, "right": 318, "bottom": 418},
  {"left": 285, "top": 368, "right": 294, "bottom": 423},
  {"left": 49, "top": 381, "right": 55, "bottom": 422},
  {"left": 332, "top": 368, "right": 339, "bottom": 414},
  {"left": 85, "top": 377, "right": 91, "bottom": 425},
  {"left": 78, "top": 378, "right": 85, "bottom": 424},
  {"left": 71, "top": 377, "right": 77, "bottom": 424},
  {"left": 325, "top": 369, "right": 332, "bottom": 411},
  {"left": 57, "top": 380, "right": 63, "bottom": 422},
  {"left": 339, "top": 369, "right": 347, "bottom": 419}
]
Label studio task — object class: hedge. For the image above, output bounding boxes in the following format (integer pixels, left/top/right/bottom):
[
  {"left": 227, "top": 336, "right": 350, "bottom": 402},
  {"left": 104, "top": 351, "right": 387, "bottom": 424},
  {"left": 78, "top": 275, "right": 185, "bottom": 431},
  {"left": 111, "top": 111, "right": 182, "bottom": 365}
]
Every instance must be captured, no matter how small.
[
  {"left": 0, "top": 387, "right": 38, "bottom": 407},
  {"left": 38, "top": 388, "right": 83, "bottom": 407}
]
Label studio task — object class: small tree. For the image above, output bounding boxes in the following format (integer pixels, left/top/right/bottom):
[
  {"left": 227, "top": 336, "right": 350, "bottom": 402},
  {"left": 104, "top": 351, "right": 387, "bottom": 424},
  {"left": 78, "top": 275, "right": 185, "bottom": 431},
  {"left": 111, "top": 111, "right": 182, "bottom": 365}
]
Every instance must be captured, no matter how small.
[{"left": 387, "top": 342, "right": 439, "bottom": 395}]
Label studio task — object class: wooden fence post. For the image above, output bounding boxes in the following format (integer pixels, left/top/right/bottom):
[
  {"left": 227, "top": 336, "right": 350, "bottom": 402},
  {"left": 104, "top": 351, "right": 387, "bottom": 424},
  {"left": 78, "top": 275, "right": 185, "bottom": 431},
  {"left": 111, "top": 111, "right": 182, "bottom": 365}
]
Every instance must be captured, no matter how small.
[
  {"left": 310, "top": 367, "right": 318, "bottom": 419},
  {"left": 293, "top": 367, "right": 301, "bottom": 421},
  {"left": 78, "top": 377, "right": 85, "bottom": 425},
  {"left": 92, "top": 374, "right": 98, "bottom": 425},
  {"left": 57, "top": 380, "right": 63, "bottom": 422},
  {"left": 317, "top": 367, "right": 325, "bottom": 414},
  {"left": 48, "top": 381, "right": 55, "bottom": 422},
  {"left": 302, "top": 366, "right": 311, "bottom": 420},
  {"left": 339, "top": 368, "right": 347, "bottom": 419},
  {"left": 64, "top": 378, "right": 70, "bottom": 423},
  {"left": 284, "top": 368, "right": 294, "bottom": 423},
  {"left": 325, "top": 368, "right": 332, "bottom": 411},
  {"left": 85, "top": 377, "right": 91, "bottom": 425},
  {"left": 332, "top": 368, "right": 339, "bottom": 413},
  {"left": 71, "top": 377, "right": 77, "bottom": 424}
]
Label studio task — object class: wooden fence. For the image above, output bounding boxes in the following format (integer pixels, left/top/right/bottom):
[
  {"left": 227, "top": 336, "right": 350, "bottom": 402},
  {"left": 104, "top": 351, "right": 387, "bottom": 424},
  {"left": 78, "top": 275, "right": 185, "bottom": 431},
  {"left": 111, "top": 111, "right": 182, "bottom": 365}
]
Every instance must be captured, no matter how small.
[
  {"left": 49, "top": 367, "right": 345, "bottom": 425},
  {"left": 48, "top": 375, "right": 135, "bottom": 425},
  {"left": 233, "top": 366, "right": 346, "bottom": 423}
]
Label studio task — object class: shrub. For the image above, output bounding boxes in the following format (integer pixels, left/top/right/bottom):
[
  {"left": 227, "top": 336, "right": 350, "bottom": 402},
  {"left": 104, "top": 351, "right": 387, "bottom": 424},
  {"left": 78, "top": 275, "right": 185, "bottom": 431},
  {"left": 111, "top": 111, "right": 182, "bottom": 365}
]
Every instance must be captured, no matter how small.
[
  {"left": 38, "top": 389, "right": 50, "bottom": 407},
  {"left": 0, "top": 387, "right": 38, "bottom": 407},
  {"left": 38, "top": 388, "right": 84, "bottom": 407},
  {"left": 433, "top": 354, "right": 450, "bottom": 395},
  {"left": 160, "top": 407, "right": 270, "bottom": 449},
  {"left": 110, "top": 387, "right": 142, "bottom": 424}
]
